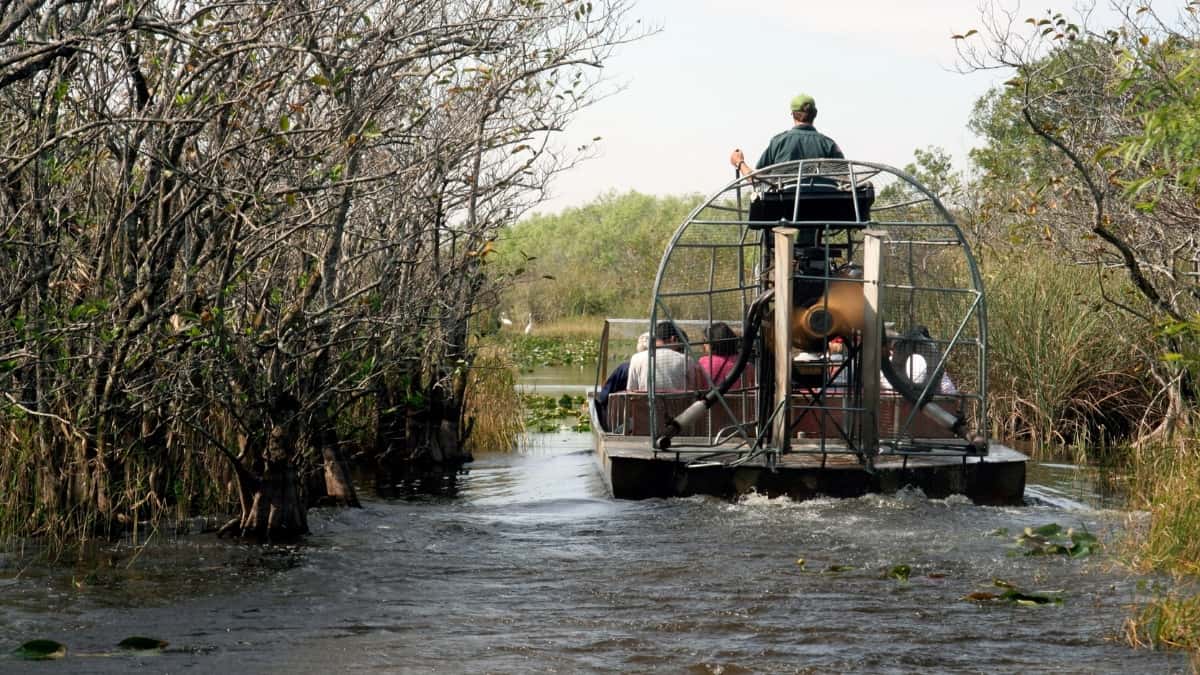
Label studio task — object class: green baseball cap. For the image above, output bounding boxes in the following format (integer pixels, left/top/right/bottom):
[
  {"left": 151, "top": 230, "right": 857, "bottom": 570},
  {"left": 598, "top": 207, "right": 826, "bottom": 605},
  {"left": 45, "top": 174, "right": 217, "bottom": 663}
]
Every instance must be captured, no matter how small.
[{"left": 790, "top": 93, "right": 816, "bottom": 111}]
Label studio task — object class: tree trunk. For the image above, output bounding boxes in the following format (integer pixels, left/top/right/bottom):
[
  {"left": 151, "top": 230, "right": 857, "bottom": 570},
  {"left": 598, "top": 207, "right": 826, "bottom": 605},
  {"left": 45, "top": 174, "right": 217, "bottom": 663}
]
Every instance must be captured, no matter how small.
[
  {"left": 232, "top": 460, "right": 309, "bottom": 540},
  {"left": 1137, "top": 367, "right": 1192, "bottom": 450},
  {"left": 220, "top": 400, "right": 310, "bottom": 541}
]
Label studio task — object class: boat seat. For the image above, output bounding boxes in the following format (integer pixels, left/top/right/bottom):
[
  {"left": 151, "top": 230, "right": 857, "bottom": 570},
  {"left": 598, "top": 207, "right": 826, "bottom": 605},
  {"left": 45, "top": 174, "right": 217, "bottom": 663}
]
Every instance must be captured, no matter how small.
[
  {"left": 748, "top": 182, "right": 875, "bottom": 234},
  {"left": 792, "top": 391, "right": 963, "bottom": 439},
  {"left": 604, "top": 390, "right": 961, "bottom": 441},
  {"left": 605, "top": 390, "right": 758, "bottom": 438}
]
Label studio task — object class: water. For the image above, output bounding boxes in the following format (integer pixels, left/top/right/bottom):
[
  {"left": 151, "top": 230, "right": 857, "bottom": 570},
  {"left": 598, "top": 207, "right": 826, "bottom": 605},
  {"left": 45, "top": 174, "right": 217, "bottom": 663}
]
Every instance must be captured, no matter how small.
[
  {"left": 516, "top": 363, "right": 596, "bottom": 397},
  {"left": 0, "top": 439, "right": 1191, "bottom": 672}
]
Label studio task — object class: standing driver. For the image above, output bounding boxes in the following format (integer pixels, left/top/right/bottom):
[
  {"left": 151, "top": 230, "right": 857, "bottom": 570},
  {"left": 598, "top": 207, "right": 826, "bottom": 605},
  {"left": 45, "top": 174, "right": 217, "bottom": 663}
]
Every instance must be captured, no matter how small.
[{"left": 730, "top": 93, "right": 843, "bottom": 176}]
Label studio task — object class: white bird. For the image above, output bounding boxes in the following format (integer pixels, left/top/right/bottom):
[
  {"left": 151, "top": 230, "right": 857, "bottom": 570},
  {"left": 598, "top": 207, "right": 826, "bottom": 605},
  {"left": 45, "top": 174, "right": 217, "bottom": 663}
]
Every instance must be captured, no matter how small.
[
  {"left": 524, "top": 313, "right": 534, "bottom": 335},
  {"left": 499, "top": 312, "right": 513, "bottom": 327}
]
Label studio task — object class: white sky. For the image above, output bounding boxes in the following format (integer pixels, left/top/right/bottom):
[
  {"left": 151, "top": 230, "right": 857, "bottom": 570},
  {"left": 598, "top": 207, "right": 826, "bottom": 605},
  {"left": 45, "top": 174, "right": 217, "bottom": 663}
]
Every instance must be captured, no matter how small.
[{"left": 536, "top": 0, "right": 1097, "bottom": 214}]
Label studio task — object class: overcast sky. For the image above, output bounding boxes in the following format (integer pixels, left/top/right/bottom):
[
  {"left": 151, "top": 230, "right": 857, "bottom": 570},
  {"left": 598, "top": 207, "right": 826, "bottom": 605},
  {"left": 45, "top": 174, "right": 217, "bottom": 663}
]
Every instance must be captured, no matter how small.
[{"left": 536, "top": 0, "right": 1100, "bottom": 214}]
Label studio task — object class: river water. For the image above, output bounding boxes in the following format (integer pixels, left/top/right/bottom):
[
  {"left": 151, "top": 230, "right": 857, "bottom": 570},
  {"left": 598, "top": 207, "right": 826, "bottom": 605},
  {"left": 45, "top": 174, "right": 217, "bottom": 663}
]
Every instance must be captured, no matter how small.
[{"left": 0, "top": 375, "right": 1192, "bottom": 672}]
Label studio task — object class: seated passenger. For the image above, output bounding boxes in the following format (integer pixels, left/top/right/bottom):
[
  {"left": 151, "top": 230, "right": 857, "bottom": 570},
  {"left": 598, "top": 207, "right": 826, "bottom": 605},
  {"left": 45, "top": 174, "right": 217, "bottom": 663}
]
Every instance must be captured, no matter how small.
[
  {"left": 899, "top": 352, "right": 957, "bottom": 395},
  {"left": 698, "top": 321, "right": 752, "bottom": 389},
  {"left": 596, "top": 332, "right": 648, "bottom": 431},
  {"left": 882, "top": 326, "right": 957, "bottom": 395},
  {"left": 627, "top": 321, "right": 702, "bottom": 392}
]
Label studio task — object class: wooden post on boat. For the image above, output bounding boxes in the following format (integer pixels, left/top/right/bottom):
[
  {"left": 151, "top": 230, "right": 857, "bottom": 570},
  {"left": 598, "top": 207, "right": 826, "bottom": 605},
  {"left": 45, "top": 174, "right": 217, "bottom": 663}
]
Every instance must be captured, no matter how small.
[
  {"left": 773, "top": 228, "right": 797, "bottom": 452},
  {"left": 860, "top": 230, "right": 885, "bottom": 458}
]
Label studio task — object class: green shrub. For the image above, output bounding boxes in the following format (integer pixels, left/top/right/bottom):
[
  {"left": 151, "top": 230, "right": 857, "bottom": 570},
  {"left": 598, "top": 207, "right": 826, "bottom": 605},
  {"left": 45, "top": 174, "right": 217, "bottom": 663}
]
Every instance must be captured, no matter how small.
[{"left": 495, "top": 191, "right": 702, "bottom": 321}]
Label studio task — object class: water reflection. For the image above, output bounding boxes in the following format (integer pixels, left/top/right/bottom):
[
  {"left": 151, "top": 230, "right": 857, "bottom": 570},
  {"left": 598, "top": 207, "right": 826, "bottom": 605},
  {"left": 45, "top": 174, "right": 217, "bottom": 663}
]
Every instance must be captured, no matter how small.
[{"left": 1026, "top": 461, "right": 1130, "bottom": 511}]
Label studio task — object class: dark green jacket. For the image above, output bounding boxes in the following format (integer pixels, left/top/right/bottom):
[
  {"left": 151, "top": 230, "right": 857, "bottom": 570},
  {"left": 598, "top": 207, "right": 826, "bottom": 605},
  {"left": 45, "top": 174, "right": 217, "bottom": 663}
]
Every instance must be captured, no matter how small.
[{"left": 756, "top": 124, "right": 843, "bottom": 168}]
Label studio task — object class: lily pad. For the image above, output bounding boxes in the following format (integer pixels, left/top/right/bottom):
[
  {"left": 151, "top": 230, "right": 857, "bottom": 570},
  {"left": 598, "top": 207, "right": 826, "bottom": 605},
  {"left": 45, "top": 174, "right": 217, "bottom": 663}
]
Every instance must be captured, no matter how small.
[
  {"left": 964, "top": 580, "right": 1064, "bottom": 606},
  {"left": 15, "top": 639, "right": 67, "bottom": 660},
  {"left": 887, "top": 564, "right": 912, "bottom": 582},
  {"left": 1068, "top": 531, "right": 1099, "bottom": 558},
  {"left": 118, "top": 636, "right": 168, "bottom": 651},
  {"left": 824, "top": 564, "right": 854, "bottom": 574},
  {"left": 1014, "top": 523, "right": 1100, "bottom": 558},
  {"left": 1027, "top": 523, "right": 1064, "bottom": 538},
  {"left": 1001, "top": 589, "right": 1063, "bottom": 605}
]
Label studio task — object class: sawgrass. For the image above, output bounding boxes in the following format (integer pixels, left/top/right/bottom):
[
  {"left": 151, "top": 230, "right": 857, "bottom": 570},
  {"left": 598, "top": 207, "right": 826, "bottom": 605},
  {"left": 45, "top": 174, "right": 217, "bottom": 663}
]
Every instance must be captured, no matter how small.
[
  {"left": 1120, "top": 439, "right": 1200, "bottom": 654},
  {"left": 1126, "top": 441, "right": 1200, "bottom": 577},
  {"left": 982, "top": 248, "right": 1149, "bottom": 459},
  {"left": 529, "top": 315, "right": 607, "bottom": 340},
  {"left": 1126, "top": 590, "right": 1200, "bottom": 654},
  {"left": 463, "top": 345, "right": 523, "bottom": 454}
]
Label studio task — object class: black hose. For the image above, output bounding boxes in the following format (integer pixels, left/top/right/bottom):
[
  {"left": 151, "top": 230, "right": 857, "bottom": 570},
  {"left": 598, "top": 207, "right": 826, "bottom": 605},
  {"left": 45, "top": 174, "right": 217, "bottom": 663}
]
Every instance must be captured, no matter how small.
[{"left": 880, "top": 352, "right": 983, "bottom": 449}]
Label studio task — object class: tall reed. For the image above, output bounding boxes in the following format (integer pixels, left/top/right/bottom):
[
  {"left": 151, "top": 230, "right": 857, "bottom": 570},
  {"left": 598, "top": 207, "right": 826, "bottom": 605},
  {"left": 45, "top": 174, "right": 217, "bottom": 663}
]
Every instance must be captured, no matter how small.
[
  {"left": 1126, "top": 440, "right": 1200, "bottom": 576},
  {"left": 1122, "top": 439, "right": 1200, "bottom": 652},
  {"left": 464, "top": 345, "right": 523, "bottom": 453},
  {"left": 982, "top": 247, "right": 1148, "bottom": 458}
]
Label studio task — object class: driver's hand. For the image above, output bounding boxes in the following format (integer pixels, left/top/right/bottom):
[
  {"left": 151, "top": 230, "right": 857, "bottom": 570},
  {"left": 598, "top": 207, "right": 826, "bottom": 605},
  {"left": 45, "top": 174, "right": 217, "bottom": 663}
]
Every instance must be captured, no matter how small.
[{"left": 730, "top": 149, "right": 745, "bottom": 168}]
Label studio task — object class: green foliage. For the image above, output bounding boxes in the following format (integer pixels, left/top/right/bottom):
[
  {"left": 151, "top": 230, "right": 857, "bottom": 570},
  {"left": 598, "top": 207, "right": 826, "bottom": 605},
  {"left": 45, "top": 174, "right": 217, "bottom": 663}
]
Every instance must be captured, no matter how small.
[
  {"left": 1117, "top": 39, "right": 1200, "bottom": 206},
  {"left": 903, "top": 146, "right": 963, "bottom": 203},
  {"left": 1127, "top": 441, "right": 1200, "bottom": 578},
  {"left": 1127, "top": 591, "right": 1200, "bottom": 651},
  {"left": 1158, "top": 317, "right": 1200, "bottom": 376},
  {"left": 495, "top": 191, "right": 702, "bottom": 320},
  {"left": 886, "top": 564, "right": 912, "bottom": 582}
]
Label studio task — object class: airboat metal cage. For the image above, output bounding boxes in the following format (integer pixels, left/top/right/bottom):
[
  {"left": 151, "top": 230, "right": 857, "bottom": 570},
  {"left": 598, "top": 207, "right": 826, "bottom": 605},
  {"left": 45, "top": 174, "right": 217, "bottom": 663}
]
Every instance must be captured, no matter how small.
[{"left": 593, "top": 159, "right": 989, "bottom": 470}]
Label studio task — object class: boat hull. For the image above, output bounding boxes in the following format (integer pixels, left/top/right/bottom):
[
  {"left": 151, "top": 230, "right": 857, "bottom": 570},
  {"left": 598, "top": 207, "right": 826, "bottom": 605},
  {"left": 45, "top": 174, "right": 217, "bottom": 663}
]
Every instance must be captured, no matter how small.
[{"left": 590, "top": 406, "right": 1026, "bottom": 505}]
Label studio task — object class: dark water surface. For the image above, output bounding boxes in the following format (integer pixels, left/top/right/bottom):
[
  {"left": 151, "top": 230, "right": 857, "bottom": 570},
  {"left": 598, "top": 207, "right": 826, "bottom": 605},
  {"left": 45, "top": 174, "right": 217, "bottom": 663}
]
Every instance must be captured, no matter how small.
[{"left": 1, "top": 431, "right": 1191, "bottom": 673}]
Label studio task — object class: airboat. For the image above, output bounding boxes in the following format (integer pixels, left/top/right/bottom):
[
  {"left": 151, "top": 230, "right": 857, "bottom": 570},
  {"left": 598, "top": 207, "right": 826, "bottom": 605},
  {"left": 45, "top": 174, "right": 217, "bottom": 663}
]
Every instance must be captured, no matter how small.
[{"left": 588, "top": 159, "right": 1026, "bottom": 504}]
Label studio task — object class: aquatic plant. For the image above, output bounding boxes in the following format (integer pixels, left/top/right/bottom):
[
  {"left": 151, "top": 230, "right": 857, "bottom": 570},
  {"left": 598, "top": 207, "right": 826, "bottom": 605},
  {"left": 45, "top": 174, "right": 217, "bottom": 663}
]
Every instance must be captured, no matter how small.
[
  {"left": 505, "top": 335, "right": 600, "bottom": 371},
  {"left": 14, "top": 639, "right": 66, "bottom": 660},
  {"left": 1125, "top": 591, "right": 1200, "bottom": 652},
  {"left": 982, "top": 248, "right": 1149, "bottom": 458},
  {"left": 1126, "top": 441, "right": 1200, "bottom": 577},
  {"left": 964, "top": 579, "right": 1064, "bottom": 606},
  {"left": 118, "top": 637, "right": 168, "bottom": 652},
  {"left": 520, "top": 394, "right": 589, "bottom": 433},
  {"left": 1013, "top": 523, "right": 1100, "bottom": 558}
]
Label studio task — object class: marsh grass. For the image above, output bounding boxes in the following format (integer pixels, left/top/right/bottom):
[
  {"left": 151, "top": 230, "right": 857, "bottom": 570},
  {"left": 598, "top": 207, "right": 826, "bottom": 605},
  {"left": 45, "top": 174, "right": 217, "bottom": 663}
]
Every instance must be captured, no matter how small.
[
  {"left": 464, "top": 345, "right": 523, "bottom": 453},
  {"left": 523, "top": 315, "right": 605, "bottom": 339},
  {"left": 1126, "top": 441, "right": 1200, "bottom": 577},
  {"left": 1125, "top": 590, "right": 1200, "bottom": 653},
  {"left": 1117, "top": 439, "right": 1200, "bottom": 653},
  {"left": 0, "top": 413, "right": 236, "bottom": 560},
  {"left": 982, "top": 249, "right": 1149, "bottom": 459}
]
